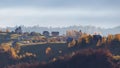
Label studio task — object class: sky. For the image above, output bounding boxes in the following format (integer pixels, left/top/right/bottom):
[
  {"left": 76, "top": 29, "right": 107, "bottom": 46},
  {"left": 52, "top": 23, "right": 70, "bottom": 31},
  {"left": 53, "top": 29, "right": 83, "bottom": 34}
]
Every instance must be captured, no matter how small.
[{"left": 0, "top": 0, "right": 120, "bottom": 28}]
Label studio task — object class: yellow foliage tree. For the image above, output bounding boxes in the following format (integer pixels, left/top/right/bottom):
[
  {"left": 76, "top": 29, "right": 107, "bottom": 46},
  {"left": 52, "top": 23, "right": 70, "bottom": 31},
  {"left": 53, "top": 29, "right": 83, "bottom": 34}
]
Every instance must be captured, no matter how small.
[
  {"left": 107, "top": 34, "right": 113, "bottom": 44},
  {"left": 101, "top": 37, "right": 107, "bottom": 44},
  {"left": 10, "top": 47, "right": 18, "bottom": 59},
  {"left": 6, "top": 29, "right": 10, "bottom": 33},
  {"left": 46, "top": 47, "right": 52, "bottom": 55},
  {"left": 114, "top": 34, "right": 120, "bottom": 41},
  {"left": 68, "top": 39, "right": 76, "bottom": 48},
  {"left": 0, "top": 43, "right": 11, "bottom": 52},
  {"left": 0, "top": 43, "right": 19, "bottom": 59}
]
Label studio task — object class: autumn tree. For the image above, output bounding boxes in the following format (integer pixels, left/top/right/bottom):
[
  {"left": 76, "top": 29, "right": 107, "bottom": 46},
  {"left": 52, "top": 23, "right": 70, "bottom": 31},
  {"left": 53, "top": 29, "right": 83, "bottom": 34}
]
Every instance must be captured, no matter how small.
[
  {"left": 107, "top": 34, "right": 113, "bottom": 44},
  {"left": 6, "top": 29, "right": 10, "bottom": 33}
]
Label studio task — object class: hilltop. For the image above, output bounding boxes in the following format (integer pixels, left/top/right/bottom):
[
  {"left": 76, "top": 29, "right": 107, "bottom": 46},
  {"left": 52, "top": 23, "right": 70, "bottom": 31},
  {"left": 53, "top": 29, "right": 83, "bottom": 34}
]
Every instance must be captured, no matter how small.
[{"left": 1, "top": 25, "right": 120, "bottom": 36}]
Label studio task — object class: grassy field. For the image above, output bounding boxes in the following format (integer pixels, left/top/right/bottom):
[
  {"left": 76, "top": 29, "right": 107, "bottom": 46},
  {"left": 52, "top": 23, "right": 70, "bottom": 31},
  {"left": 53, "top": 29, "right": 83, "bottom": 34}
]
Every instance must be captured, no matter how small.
[{"left": 19, "top": 43, "right": 73, "bottom": 62}]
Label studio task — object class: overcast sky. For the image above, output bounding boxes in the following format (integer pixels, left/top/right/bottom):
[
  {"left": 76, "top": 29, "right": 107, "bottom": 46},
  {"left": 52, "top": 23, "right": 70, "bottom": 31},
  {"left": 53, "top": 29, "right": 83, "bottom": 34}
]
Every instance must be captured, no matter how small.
[{"left": 0, "top": 0, "right": 120, "bottom": 28}]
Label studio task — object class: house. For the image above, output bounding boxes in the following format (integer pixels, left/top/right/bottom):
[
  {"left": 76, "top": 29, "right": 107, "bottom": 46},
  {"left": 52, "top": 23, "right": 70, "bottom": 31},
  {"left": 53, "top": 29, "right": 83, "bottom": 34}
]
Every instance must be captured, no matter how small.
[
  {"left": 51, "top": 32, "right": 59, "bottom": 37},
  {"left": 43, "top": 31, "right": 50, "bottom": 38}
]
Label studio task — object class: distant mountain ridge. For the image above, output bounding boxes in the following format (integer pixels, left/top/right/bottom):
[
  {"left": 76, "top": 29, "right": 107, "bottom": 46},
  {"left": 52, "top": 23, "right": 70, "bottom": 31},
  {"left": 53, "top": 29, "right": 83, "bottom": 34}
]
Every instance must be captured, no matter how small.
[{"left": 0, "top": 25, "right": 120, "bottom": 36}]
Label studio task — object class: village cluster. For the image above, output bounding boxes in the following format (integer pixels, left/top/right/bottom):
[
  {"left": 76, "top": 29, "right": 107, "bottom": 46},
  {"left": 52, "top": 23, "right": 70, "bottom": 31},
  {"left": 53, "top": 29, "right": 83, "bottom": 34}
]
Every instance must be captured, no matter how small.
[{"left": 0, "top": 26, "right": 84, "bottom": 46}]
